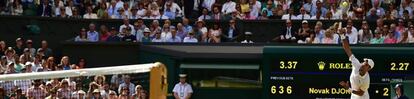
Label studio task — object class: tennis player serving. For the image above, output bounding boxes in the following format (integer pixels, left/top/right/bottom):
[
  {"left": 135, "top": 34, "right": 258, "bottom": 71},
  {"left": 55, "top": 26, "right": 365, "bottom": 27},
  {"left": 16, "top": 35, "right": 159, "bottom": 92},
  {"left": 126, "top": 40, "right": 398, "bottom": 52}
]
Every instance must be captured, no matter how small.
[{"left": 339, "top": 36, "right": 374, "bottom": 99}]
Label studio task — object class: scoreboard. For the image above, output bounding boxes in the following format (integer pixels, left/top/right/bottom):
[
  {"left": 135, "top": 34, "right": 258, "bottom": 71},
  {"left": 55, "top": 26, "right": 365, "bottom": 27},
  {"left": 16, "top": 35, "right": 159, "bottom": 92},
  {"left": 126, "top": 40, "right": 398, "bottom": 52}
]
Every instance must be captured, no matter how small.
[{"left": 262, "top": 46, "right": 414, "bottom": 99}]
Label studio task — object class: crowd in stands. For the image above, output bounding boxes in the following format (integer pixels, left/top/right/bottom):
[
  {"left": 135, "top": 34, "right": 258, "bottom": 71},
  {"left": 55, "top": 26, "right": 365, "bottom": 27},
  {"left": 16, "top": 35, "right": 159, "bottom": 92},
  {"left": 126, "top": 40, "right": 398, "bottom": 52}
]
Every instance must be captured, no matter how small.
[
  {"left": 0, "top": 38, "right": 148, "bottom": 99},
  {"left": 73, "top": 18, "right": 247, "bottom": 43},
  {"left": 275, "top": 19, "right": 414, "bottom": 44},
  {"left": 2, "top": 0, "right": 414, "bottom": 20}
]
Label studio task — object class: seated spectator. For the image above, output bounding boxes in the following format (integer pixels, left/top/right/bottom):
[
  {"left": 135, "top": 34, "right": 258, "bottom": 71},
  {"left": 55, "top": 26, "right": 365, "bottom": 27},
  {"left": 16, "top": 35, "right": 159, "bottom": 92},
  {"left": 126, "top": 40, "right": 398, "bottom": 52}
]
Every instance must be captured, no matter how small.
[
  {"left": 176, "top": 23, "right": 188, "bottom": 40},
  {"left": 163, "top": 1, "right": 181, "bottom": 19},
  {"left": 241, "top": 32, "right": 254, "bottom": 43},
  {"left": 222, "top": 0, "right": 237, "bottom": 16},
  {"left": 281, "top": 8, "right": 297, "bottom": 20},
  {"left": 396, "top": 19, "right": 406, "bottom": 34},
  {"left": 198, "top": 8, "right": 211, "bottom": 20},
  {"left": 37, "top": 0, "right": 52, "bottom": 17},
  {"left": 194, "top": 20, "right": 208, "bottom": 41},
  {"left": 399, "top": 31, "right": 410, "bottom": 43},
  {"left": 119, "top": 18, "right": 134, "bottom": 33},
  {"left": 161, "top": 24, "right": 172, "bottom": 40},
  {"left": 345, "top": 24, "right": 358, "bottom": 44},
  {"left": 223, "top": 19, "right": 240, "bottom": 42},
  {"left": 358, "top": 21, "right": 373, "bottom": 44},
  {"left": 14, "top": 38, "right": 24, "bottom": 55},
  {"left": 118, "top": 75, "right": 135, "bottom": 96},
  {"left": 83, "top": 6, "right": 98, "bottom": 19},
  {"left": 136, "top": 3, "right": 146, "bottom": 17},
  {"left": 108, "top": 90, "right": 117, "bottom": 99},
  {"left": 384, "top": 30, "right": 397, "bottom": 44},
  {"left": 408, "top": 25, "right": 414, "bottom": 43},
  {"left": 152, "top": 31, "right": 164, "bottom": 42},
  {"left": 211, "top": 6, "right": 223, "bottom": 20},
  {"left": 296, "top": 7, "right": 311, "bottom": 20},
  {"left": 91, "top": 89, "right": 103, "bottom": 99},
  {"left": 141, "top": 28, "right": 152, "bottom": 42},
  {"left": 268, "top": 8, "right": 282, "bottom": 19},
  {"left": 305, "top": 30, "right": 320, "bottom": 44},
  {"left": 97, "top": 3, "right": 107, "bottom": 19},
  {"left": 75, "top": 28, "right": 89, "bottom": 42},
  {"left": 310, "top": 0, "right": 327, "bottom": 17},
  {"left": 25, "top": 39, "right": 36, "bottom": 57},
  {"left": 11, "top": 0, "right": 23, "bottom": 15},
  {"left": 297, "top": 20, "right": 312, "bottom": 43},
  {"left": 165, "top": 27, "right": 182, "bottom": 43},
  {"left": 112, "top": 8, "right": 128, "bottom": 19},
  {"left": 71, "top": 8, "right": 82, "bottom": 18},
  {"left": 206, "top": 23, "right": 222, "bottom": 43},
  {"left": 27, "top": 79, "right": 47, "bottom": 99},
  {"left": 310, "top": 10, "right": 324, "bottom": 20},
  {"left": 58, "top": 56, "right": 71, "bottom": 70},
  {"left": 57, "top": 79, "right": 73, "bottom": 99},
  {"left": 129, "top": 7, "right": 139, "bottom": 19},
  {"left": 399, "top": 2, "right": 413, "bottom": 18},
  {"left": 321, "top": 29, "right": 338, "bottom": 44},
  {"left": 131, "top": 85, "right": 144, "bottom": 99},
  {"left": 257, "top": 10, "right": 269, "bottom": 20},
  {"left": 10, "top": 88, "right": 26, "bottom": 99},
  {"left": 87, "top": 23, "right": 100, "bottom": 42},
  {"left": 0, "top": 41, "right": 6, "bottom": 57},
  {"left": 99, "top": 25, "right": 111, "bottom": 42},
  {"left": 366, "top": 8, "right": 380, "bottom": 22},
  {"left": 183, "top": 31, "right": 198, "bottom": 43},
  {"left": 75, "top": 90, "right": 86, "bottom": 99},
  {"left": 106, "top": 27, "right": 121, "bottom": 42},
  {"left": 329, "top": 3, "right": 341, "bottom": 19},
  {"left": 370, "top": 29, "right": 385, "bottom": 44},
  {"left": 121, "top": 27, "right": 137, "bottom": 42},
  {"left": 57, "top": 7, "right": 70, "bottom": 18}
]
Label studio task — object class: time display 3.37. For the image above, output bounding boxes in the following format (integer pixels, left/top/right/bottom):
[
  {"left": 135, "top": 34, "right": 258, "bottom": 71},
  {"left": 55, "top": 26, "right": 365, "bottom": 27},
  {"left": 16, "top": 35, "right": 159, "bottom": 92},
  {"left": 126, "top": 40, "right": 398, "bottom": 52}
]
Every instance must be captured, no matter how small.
[{"left": 263, "top": 46, "right": 414, "bottom": 99}]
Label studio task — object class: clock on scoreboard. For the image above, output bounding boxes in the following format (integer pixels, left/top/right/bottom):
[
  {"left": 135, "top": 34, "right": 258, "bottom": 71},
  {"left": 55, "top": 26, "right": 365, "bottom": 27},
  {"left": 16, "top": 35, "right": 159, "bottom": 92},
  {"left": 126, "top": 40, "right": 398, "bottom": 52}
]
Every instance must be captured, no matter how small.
[{"left": 262, "top": 46, "right": 414, "bottom": 99}]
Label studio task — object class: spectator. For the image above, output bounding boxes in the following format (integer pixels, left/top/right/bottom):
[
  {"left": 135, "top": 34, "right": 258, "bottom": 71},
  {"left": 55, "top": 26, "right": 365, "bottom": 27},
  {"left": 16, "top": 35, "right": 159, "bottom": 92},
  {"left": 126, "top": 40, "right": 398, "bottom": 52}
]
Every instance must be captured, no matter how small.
[
  {"left": 97, "top": 3, "right": 107, "bottom": 19},
  {"left": 222, "top": 0, "right": 237, "bottom": 15},
  {"left": 0, "top": 41, "right": 6, "bottom": 57},
  {"left": 163, "top": 0, "right": 182, "bottom": 19},
  {"left": 160, "top": 24, "right": 172, "bottom": 40},
  {"left": 71, "top": 8, "right": 82, "bottom": 18},
  {"left": 108, "top": 90, "right": 117, "bottom": 99},
  {"left": 137, "top": 3, "right": 146, "bottom": 17},
  {"left": 399, "top": 1, "right": 412, "bottom": 18},
  {"left": 94, "top": 75, "right": 105, "bottom": 86},
  {"left": 182, "top": 18, "right": 193, "bottom": 34},
  {"left": 173, "top": 74, "right": 193, "bottom": 99},
  {"left": 57, "top": 7, "right": 70, "bottom": 18},
  {"left": 118, "top": 87, "right": 130, "bottom": 99},
  {"left": 183, "top": 31, "right": 198, "bottom": 43},
  {"left": 107, "top": 1, "right": 117, "bottom": 17},
  {"left": 100, "top": 82, "right": 112, "bottom": 98},
  {"left": 305, "top": 30, "right": 319, "bottom": 44},
  {"left": 21, "top": 48, "right": 33, "bottom": 63},
  {"left": 345, "top": 24, "right": 358, "bottom": 44},
  {"left": 43, "top": 57, "right": 55, "bottom": 71},
  {"left": 408, "top": 25, "right": 414, "bottom": 43},
  {"left": 223, "top": 19, "right": 240, "bottom": 42},
  {"left": 58, "top": 56, "right": 70, "bottom": 70},
  {"left": 366, "top": 8, "right": 380, "bottom": 22},
  {"left": 112, "top": 8, "right": 128, "bottom": 19},
  {"left": 198, "top": 8, "right": 211, "bottom": 20},
  {"left": 297, "top": 7, "right": 312, "bottom": 20},
  {"left": 387, "top": 4, "right": 398, "bottom": 20},
  {"left": 119, "top": 18, "right": 134, "bottom": 33},
  {"left": 87, "top": 23, "right": 99, "bottom": 42},
  {"left": 165, "top": 27, "right": 182, "bottom": 43},
  {"left": 249, "top": 0, "right": 262, "bottom": 18},
  {"left": 297, "top": 20, "right": 312, "bottom": 43},
  {"left": 11, "top": 0, "right": 23, "bottom": 15},
  {"left": 261, "top": 1, "right": 274, "bottom": 17},
  {"left": 46, "top": 88, "right": 58, "bottom": 99},
  {"left": 321, "top": 29, "right": 337, "bottom": 44},
  {"left": 183, "top": 0, "right": 203, "bottom": 19},
  {"left": 14, "top": 38, "right": 24, "bottom": 55},
  {"left": 399, "top": 31, "right": 410, "bottom": 43},
  {"left": 118, "top": 75, "right": 135, "bottom": 96},
  {"left": 75, "top": 90, "right": 86, "bottom": 99},
  {"left": 148, "top": 3, "right": 160, "bottom": 17},
  {"left": 370, "top": 29, "right": 385, "bottom": 44},
  {"left": 206, "top": 23, "right": 222, "bottom": 43},
  {"left": 311, "top": 10, "right": 324, "bottom": 20},
  {"left": 99, "top": 25, "right": 111, "bottom": 42},
  {"left": 202, "top": 0, "right": 215, "bottom": 11},
  {"left": 390, "top": 23, "right": 401, "bottom": 40},
  {"left": 91, "top": 89, "right": 103, "bottom": 99},
  {"left": 394, "top": 84, "right": 409, "bottom": 99},
  {"left": 129, "top": 7, "right": 139, "bottom": 19},
  {"left": 114, "top": 0, "right": 124, "bottom": 11},
  {"left": 314, "top": 22, "right": 325, "bottom": 42},
  {"left": 152, "top": 31, "right": 164, "bottom": 42},
  {"left": 83, "top": 6, "right": 98, "bottom": 19},
  {"left": 257, "top": 10, "right": 269, "bottom": 20},
  {"left": 32, "top": 55, "right": 43, "bottom": 72},
  {"left": 131, "top": 85, "right": 145, "bottom": 99},
  {"left": 106, "top": 27, "right": 121, "bottom": 42},
  {"left": 15, "top": 55, "right": 24, "bottom": 73},
  {"left": 176, "top": 23, "right": 188, "bottom": 40},
  {"left": 26, "top": 79, "right": 47, "bottom": 99},
  {"left": 0, "top": 56, "right": 6, "bottom": 73},
  {"left": 142, "top": 28, "right": 152, "bottom": 42},
  {"left": 132, "top": 21, "right": 146, "bottom": 42},
  {"left": 384, "top": 30, "right": 397, "bottom": 44},
  {"left": 310, "top": 0, "right": 327, "bottom": 17},
  {"left": 25, "top": 39, "right": 36, "bottom": 56},
  {"left": 75, "top": 28, "right": 89, "bottom": 42},
  {"left": 121, "top": 27, "right": 137, "bottom": 42},
  {"left": 65, "top": 0, "right": 76, "bottom": 16},
  {"left": 11, "top": 88, "right": 26, "bottom": 99},
  {"left": 57, "top": 79, "right": 73, "bottom": 99},
  {"left": 37, "top": 0, "right": 52, "bottom": 17},
  {"left": 5, "top": 62, "right": 16, "bottom": 74},
  {"left": 358, "top": 21, "right": 373, "bottom": 44},
  {"left": 281, "top": 8, "right": 297, "bottom": 20},
  {"left": 396, "top": 19, "right": 406, "bottom": 34},
  {"left": 211, "top": 6, "right": 223, "bottom": 20},
  {"left": 241, "top": 31, "right": 254, "bottom": 43}
]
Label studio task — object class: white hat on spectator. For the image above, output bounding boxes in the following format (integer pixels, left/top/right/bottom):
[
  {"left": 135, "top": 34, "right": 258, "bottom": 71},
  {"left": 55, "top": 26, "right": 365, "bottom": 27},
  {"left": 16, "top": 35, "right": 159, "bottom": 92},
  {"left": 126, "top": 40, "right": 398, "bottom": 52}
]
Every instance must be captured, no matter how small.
[
  {"left": 25, "top": 62, "right": 33, "bottom": 66},
  {"left": 77, "top": 90, "right": 86, "bottom": 95},
  {"left": 93, "top": 89, "right": 100, "bottom": 93},
  {"left": 302, "top": 20, "right": 308, "bottom": 24},
  {"left": 245, "top": 31, "right": 252, "bottom": 35},
  {"left": 46, "top": 81, "right": 52, "bottom": 86},
  {"left": 144, "top": 28, "right": 151, "bottom": 33},
  {"left": 179, "top": 74, "right": 187, "bottom": 78}
]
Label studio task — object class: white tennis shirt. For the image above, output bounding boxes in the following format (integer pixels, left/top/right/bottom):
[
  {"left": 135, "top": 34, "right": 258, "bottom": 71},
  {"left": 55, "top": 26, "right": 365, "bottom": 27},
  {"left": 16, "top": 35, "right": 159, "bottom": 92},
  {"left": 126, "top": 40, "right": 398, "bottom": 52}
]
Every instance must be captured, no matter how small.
[{"left": 349, "top": 55, "right": 370, "bottom": 99}]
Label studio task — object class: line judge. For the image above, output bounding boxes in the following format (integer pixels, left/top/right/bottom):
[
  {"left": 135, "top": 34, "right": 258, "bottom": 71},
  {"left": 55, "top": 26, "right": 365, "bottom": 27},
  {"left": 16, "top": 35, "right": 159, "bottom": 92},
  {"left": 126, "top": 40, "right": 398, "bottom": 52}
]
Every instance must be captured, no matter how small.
[
  {"left": 173, "top": 74, "right": 193, "bottom": 99},
  {"left": 339, "top": 35, "right": 374, "bottom": 99}
]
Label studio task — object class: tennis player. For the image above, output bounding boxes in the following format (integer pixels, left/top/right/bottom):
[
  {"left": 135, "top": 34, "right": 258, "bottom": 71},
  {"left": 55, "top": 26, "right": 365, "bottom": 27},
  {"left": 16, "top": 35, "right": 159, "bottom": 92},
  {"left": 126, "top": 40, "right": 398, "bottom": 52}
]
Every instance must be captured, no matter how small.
[{"left": 339, "top": 36, "right": 374, "bottom": 99}]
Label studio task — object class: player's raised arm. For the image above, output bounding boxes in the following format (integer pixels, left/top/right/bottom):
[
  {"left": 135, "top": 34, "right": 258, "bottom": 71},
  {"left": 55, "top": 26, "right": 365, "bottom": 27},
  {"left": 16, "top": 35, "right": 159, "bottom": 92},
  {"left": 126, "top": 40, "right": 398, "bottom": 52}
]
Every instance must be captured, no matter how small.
[{"left": 342, "top": 36, "right": 353, "bottom": 58}]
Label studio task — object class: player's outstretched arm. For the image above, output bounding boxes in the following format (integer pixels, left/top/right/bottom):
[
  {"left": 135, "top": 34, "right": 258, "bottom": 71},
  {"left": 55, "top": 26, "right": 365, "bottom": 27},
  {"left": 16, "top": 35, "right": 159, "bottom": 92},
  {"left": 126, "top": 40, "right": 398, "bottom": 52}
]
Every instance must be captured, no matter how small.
[{"left": 342, "top": 36, "right": 353, "bottom": 58}]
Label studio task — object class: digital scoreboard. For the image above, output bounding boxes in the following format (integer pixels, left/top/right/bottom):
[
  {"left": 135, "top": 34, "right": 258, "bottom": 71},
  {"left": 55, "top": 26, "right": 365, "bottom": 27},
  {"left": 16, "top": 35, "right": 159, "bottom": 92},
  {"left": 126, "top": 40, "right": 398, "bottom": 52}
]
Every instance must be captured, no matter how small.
[{"left": 262, "top": 46, "right": 414, "bottom": 99}]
